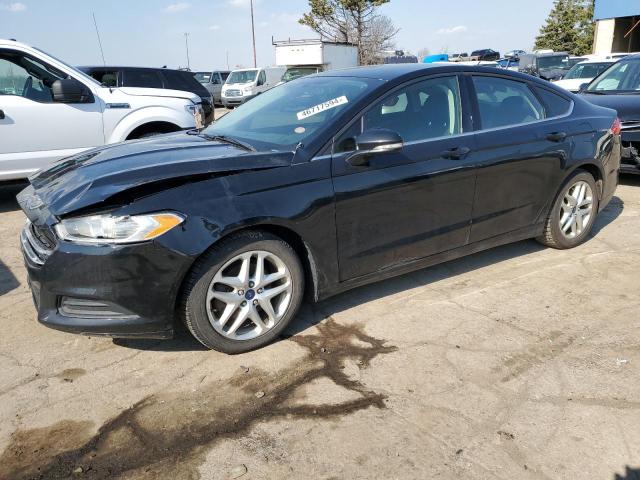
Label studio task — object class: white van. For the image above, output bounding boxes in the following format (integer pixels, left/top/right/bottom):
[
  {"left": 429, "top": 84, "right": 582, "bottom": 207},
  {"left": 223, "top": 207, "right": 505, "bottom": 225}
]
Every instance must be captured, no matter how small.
[
  {"left": 221, "top": 67, "right": 286, "bottom": 108},
  {"left": 0, "top": 39, "right": 205, "bottom": 181}
]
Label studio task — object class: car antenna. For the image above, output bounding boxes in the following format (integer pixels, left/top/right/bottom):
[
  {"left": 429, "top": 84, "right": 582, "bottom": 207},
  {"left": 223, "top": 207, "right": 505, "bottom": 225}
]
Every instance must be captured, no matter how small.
[{"left": 92, "top": 13, "right": 107, "bottom": 68}]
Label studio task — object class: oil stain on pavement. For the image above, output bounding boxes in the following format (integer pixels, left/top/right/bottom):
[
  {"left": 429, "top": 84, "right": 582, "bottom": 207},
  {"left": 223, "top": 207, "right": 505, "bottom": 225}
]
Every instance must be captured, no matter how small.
[{"left": 0, "top": 319, "right": 397, "bottom": 479}]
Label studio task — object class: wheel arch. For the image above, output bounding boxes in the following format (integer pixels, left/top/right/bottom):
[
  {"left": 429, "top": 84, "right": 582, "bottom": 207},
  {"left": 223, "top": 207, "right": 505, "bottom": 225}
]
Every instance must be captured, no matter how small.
[
  {"left": 126, "top": 121, "right": 182, "bottom": 140},
  {"left": 568, "top": 162, "right": 604, "bottom": 200},
  {"left": 175, "top": 223, "right": 321, "bottom": 317}
]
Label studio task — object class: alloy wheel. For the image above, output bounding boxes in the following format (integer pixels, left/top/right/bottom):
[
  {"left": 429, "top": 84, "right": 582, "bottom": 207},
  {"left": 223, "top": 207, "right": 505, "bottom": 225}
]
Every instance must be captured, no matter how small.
[
  {"left": 559, "top": 180, "right": 593, "bottom": 239},
  {"left": 205, "top": 250, "right": 293, "bottom": 340}
]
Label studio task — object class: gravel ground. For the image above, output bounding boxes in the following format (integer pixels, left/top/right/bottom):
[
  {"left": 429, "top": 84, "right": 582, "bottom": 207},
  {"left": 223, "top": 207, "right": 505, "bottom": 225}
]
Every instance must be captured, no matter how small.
[{"left": 0, "top": 176, "right": 639, "bottom": 480}]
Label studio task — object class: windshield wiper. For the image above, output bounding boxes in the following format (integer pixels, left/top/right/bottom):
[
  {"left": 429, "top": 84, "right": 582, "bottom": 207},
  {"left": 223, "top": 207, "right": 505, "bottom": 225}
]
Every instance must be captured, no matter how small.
[{"left": 201, "top": 134, "right": 256, "bottom": 151}]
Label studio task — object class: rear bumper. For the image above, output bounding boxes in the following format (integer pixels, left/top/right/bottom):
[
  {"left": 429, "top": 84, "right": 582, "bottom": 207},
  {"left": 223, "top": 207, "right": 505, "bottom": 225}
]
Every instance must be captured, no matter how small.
[{"left": 21, "top": 222, "right": 193, "bottom": 339}]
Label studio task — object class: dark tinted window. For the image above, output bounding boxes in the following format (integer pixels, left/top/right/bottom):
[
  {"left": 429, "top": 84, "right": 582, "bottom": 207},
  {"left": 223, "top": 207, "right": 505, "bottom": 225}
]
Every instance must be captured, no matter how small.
[
  {"left": 86, "top": 69, "right": 118, "bottom": 87},
  {"left": 124, "top": 69, "right": 163, "bottom": 88},
  {"left": 162, "top": 70, "right": 210, "bottom": 98},
  {"left": 221, "top": 71, "right": 230, "bottom": 81},
  {"left": 363, "top": 75, "right": 462, "bottom": 142},
  {"left": 533, "top": 86, "right": 572, "bottom": 117},
  {"left": 472, "top": 76, "right": 544, "bottom": 129}
]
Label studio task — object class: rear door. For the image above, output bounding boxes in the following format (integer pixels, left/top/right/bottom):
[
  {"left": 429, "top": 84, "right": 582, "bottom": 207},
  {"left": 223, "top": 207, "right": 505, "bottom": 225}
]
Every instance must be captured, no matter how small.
[
  {"left": 332, "top": 74, "right": 478, "bottom": 280},
  {"left": 467, "top": 74, "right": 574, "bottom": 242}
]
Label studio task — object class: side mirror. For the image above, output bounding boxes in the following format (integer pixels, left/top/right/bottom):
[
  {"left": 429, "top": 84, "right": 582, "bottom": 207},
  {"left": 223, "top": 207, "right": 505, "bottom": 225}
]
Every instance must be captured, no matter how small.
[
  {"left": 578, "top": 82, "right": 590, "bottom": 93},
  {"left": 52, "top": 78, "right": 93, "bottom": 103},
  {"left": 346, "top": 129, "right": 403, "bottom": 167}
]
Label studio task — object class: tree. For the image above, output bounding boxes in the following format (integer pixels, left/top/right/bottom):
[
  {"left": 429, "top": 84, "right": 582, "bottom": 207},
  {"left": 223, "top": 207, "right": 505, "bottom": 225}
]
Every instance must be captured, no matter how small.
[
  {"left": 417, "top": 47, "right": 431, "bottom": 60},
  {"left": 534, "top": 0, "right": 595, "bottom": 55},
  {"left": 299, "top": 0, "right": 399, "bottom": 65}
]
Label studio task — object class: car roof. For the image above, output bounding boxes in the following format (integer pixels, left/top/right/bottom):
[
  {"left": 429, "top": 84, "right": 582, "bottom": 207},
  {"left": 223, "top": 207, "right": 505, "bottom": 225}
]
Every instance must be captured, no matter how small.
[{"left": 79, "top": 66, "right": 191, "bottom": 73}]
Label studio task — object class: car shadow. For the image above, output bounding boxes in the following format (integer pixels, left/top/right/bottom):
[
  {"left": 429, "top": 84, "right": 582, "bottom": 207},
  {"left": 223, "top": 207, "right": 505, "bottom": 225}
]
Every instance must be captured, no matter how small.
[
  {"left": 0, "top": 181, "right": 27, "bottom": 213},
  {"left": 116, "top": 193, "right": 624, "bottom": 352},
  {"left": 0, "top": 259, "right": 20, "bottom": 297}
]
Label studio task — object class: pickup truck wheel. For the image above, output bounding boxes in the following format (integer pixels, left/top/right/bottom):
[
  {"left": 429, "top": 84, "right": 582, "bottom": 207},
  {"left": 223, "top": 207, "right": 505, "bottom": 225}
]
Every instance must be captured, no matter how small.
[
  {"left": 180, "top": 231, "right": 304, "bottom": 353},
  {"left": 138, "top": 132, "right": 163, "bottom": 139}
]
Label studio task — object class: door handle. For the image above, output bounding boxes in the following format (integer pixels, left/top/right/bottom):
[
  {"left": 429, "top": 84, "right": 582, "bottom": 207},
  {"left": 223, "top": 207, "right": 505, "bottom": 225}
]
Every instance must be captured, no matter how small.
[
  {"left": 0, "top": 109, "right": 4, "bottom": 120},
  {"left": 546, "top": 131, "right": 567, "bottom": 142},
  {"left": 441, "top": 146, "right": 471, "bottom": 160}
]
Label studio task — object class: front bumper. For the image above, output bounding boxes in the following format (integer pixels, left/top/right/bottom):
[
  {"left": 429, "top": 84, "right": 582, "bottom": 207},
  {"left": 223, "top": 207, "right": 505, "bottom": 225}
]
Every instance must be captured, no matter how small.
[
  {"left": 20, "top": 220, "right": 193, "bottom": 339},
  {"left": 222, "top": 94, "right": 256, "bottom": 108}
]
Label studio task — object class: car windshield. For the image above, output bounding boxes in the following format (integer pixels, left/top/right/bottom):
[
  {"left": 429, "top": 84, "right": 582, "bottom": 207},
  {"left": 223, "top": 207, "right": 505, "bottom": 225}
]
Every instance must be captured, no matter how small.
[
  {"left": 587, "top": 60, "right": 640, "bottom": 92},
  {"left": 204, "top": 76, "right": 380, "bottom": 151},
  {"left": 565, "top": 62, "right": 613, "bottom": 79},
  {"left": 538, "top": 55, "right": 569, "bottom": 70},
  {"left": 194, "top": 72, "right": 212, "bottom": 83},
  {"left": 226, "top": 70, "right": 258, "bottom": 84},
  {"left": 282, "top": 67, "right": 318, "bottom": 82}
]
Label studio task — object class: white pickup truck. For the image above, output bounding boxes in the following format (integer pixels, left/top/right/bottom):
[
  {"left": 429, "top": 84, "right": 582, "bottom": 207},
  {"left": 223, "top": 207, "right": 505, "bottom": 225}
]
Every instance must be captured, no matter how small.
[{"left": 0, "top": 39, "right": 205, "bottom": 181}]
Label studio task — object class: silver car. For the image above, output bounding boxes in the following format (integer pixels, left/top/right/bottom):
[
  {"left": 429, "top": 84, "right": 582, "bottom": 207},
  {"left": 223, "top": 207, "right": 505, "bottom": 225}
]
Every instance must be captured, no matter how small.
[{"left": 193, "top": 71, "right": 230, "bottom": 106}]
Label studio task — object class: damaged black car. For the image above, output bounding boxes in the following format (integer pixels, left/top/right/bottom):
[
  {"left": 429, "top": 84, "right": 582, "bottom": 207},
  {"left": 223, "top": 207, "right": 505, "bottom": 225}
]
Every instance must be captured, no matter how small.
[
  {"left": 19, "top": 64, "right": 621, "bottom": 353},
  {"left": 580, "top": 53, "right": 640, "bottom": 174}
]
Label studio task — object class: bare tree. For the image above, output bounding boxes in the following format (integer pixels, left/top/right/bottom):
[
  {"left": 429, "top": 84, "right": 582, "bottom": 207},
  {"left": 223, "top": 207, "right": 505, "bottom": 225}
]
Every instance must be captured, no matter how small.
[
  {"left": 417, "top": 47, "right": 430, "bottom": 60},
  {"left": 300, "top": 0, "right": 399, "bottom": 65}
]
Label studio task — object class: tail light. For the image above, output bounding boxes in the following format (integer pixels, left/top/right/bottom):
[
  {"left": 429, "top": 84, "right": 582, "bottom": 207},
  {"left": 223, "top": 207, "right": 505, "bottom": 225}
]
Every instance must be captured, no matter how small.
[{"left": 611, "top": 118, "right": 621, "bottom": 136}]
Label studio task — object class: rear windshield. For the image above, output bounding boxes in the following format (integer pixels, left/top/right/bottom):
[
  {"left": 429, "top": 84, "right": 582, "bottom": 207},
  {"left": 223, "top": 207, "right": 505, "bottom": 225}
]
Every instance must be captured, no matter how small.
[
  {"left": 538, "top": 56, "right": 569, "bottom": 69},
  {"left": 194, "top": 72, "right": 212, "bottom": 83},
  {"left": 564, "top": 62, "right": 613, "bottom": 79}
]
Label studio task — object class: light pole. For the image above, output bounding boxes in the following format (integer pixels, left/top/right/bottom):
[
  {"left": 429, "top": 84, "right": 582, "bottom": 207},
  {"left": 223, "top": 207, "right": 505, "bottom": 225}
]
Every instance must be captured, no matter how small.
[
  {"left": 184, "top": 32, "right": 191, "bottom": 70},
  {"left": 250, "top": 0, "right": 257, "bottom": 67}
]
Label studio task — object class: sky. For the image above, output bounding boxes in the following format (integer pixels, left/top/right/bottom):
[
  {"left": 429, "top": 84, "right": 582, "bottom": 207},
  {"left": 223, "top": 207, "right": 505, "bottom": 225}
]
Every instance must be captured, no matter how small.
[{"left": 0, "top": 0, "right": 556, "bottom": 71}]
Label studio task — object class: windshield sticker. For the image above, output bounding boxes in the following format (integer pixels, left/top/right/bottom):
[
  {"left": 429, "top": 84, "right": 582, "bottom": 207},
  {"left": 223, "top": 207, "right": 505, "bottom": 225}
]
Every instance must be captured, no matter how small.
[
  {"left": 297, "top": 96, "right": 348, "bottom": 120},
  {"left": 294, "top": 126, "right": 306, "bottom": 134}
]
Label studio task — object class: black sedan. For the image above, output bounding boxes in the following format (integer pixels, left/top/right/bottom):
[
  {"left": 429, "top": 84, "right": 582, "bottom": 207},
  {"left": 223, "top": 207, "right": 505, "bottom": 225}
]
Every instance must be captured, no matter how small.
[
  {"left": 18, "top": 64, "right": 621, "bottom": 353},
  {"left": 579, "top": 53, "right": 640, "bottom": 174}
]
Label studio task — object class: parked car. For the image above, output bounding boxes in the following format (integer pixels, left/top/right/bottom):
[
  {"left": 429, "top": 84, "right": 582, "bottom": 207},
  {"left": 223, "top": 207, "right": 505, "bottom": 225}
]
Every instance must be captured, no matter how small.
[
  {"left": 193, "top": 70, "right": 230, "bottom": 106},
  {"left": 518, "top": 52, "right": 570, "bottom": 80},
  {"left": 470, "top": 49, "right": 500, "bottom": 61},
  {"left": 568, "top": 56, "right": 588, "bottom": 67},
  {"left": 80, "top": 66, "right": 214, "bottom": 125},
  {"left": 579, "top": 54, "right": 640, "bottom": 174},
  {"left": 449, "top": 53, "right": 469, "bottom": 62},
  {"left": 505, "top": 49, "right": 526, "bottom": 60},
  {"left": 0, "top": 39, "right": 205, "bottom": 181},
  {"left": 554, "top": 58, "right": 616, "bottom": 92},
  {"left": 221, "top": 66, "right": 285, "bottom": 108},
  {"left": 18, "top": 63, "right": 621, "bottom": 352}
]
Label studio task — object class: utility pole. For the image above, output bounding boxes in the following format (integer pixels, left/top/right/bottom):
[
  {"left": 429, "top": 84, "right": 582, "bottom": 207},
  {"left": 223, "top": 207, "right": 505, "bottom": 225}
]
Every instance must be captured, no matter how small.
[
  {"left": 250, "top": 0, "right": 257, "bottom": 67},
  {"left": 184, "top": 32, "right": 190, "bottom": 70},
  {"left": 226, "top": 50, "right": 230, "bottom": 70}
]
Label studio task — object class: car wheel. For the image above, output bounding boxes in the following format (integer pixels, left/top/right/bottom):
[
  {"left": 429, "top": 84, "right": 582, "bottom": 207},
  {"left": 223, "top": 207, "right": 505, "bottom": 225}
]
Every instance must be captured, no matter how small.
[
  {"left": 537, "top": 170, "right": 599, "bottom": 249},
  {"left": 180, "top": 230, "right": 304, "bottom": 353}
]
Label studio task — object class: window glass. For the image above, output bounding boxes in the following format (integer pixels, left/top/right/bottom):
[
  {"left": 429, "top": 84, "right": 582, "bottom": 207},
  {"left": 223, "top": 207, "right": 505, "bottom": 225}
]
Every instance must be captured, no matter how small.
[
  {"left": 258, "top": 70, "right": 266, "bottom": 85},
  {"left": 124, "top": 69, "right": 163, "bottom": 88},
  {"left": 533, "top": 86, "right": 572, "bottom": 118},
  {"left": 587, "top": 60, "right": 640, "bottom": 92},
  {"left": 162, "top": 70, "right": 196, "bottom": 91},
  {"left": 221, "top": 72, "right": 230, "bottom": 81},
  {"left": 87, "top": 70, "right": 118, "bottom": 87},
  {"left": 204, "top": 76, "right": 379, "bottom": 151},
  {"left": 211, "top": 74, "right": 220, "bottom": 85},
  {"left": 334, "top": 118, "right": 362, "bottom": 153},
  {"left": 227, "top": 70, "right": 258, "bottom": 84},
  {"left": 194, "top": 72, "right": 212, "bottom": 83},
  {"left": 564, "top": 62, "right": 612, "bottom": 79},
  {"left": 0, "top": 51, "right": 65, "bottom": 102},
  {"left": 362, "top": 75, "right": 462, "bottom": 142},
  {"left": 472, "top": 76, "right": 544, "bottom": 129}
]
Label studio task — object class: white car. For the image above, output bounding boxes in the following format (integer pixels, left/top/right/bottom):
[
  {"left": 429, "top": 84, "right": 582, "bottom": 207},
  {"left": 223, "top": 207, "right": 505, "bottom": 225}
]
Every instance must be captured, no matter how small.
[
  {"left": 221, "top": 67, "right": 285, "bottom": 108},
  {"left": 0, "top": 39, "right": 205, "bottom": 181},
  {"left": 553, "top": 58, "right": 617, "bottom": 93}
]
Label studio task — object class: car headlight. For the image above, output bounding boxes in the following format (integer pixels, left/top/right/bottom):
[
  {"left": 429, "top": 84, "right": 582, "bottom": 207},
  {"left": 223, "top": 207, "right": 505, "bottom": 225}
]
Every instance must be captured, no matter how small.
[
  {"left": 186, "top": 103, "right": 204, "bottom": 128},
  {"left": 54, "top": 213, "right": 184, "bottom": 244}
]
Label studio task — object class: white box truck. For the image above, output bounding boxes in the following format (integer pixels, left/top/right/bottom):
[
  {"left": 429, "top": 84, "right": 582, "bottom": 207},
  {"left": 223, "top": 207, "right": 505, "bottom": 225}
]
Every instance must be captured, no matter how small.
[{"left": 274, "top": 39, "right": 358, "bottom": 82}]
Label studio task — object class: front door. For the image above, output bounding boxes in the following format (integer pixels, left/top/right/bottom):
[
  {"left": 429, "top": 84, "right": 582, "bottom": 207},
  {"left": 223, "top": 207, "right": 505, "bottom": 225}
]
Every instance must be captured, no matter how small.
[
  {"left": 332, "top": 74, "right": 478, "bottom": 280},
  {"left": 0, "top": 49, "right": 103, "bottom": 180}
]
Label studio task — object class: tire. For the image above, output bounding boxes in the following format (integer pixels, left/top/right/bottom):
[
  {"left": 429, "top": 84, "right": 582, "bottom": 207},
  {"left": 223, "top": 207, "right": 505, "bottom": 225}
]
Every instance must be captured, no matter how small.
[
  {"left": 536, "top": 170, "right": 599, "bottom": 249},
  {"left": 179, "top": 230, "right": 304, "bottom": 353},
  {"left": 138, "top": 131, "right": 163, "bottom": 139}
]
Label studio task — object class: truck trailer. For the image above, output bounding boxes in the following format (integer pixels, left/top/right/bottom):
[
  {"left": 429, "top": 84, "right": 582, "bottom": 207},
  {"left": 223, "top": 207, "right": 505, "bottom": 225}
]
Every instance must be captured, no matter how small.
[{"left": 274, "top": 39, "right": 358, "bottom": 82}]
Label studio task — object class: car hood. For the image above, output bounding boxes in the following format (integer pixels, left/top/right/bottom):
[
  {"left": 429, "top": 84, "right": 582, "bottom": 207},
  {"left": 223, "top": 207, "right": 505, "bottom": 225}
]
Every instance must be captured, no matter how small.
[
  {"left": 117, "top": 87, "right": 201, "bottom": 102},
  {"left": 553, "top": 78, "right": 591, "bottom": 92},
  {"left": 25, "top": 132, "right": 293, "bottom": 216},
  {"left": 580, "top": 92, "right": 640, "bottom": 121}
]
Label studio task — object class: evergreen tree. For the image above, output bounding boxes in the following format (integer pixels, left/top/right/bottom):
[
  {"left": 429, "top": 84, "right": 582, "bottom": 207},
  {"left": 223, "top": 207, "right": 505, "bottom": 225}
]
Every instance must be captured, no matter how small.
[{"left": 534, "top": 0, "right": 594, "bottom": 55}]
